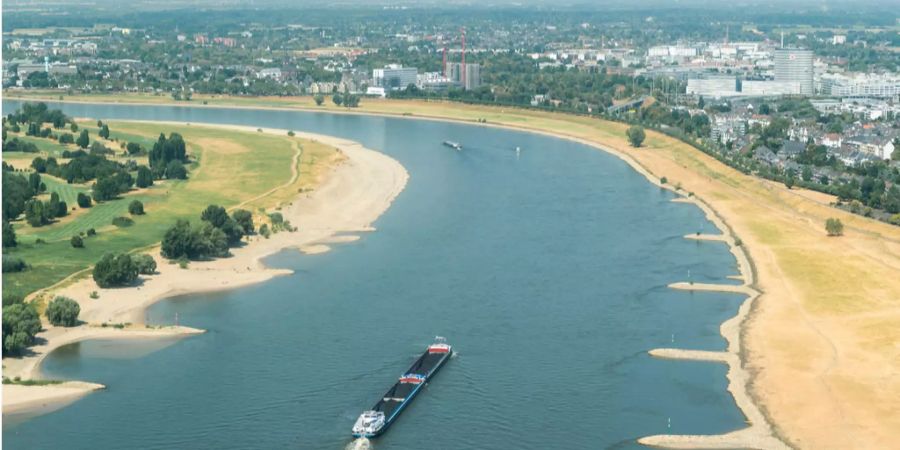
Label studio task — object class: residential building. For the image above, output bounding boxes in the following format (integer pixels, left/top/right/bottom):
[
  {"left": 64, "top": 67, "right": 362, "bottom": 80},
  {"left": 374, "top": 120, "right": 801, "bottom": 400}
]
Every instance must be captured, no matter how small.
[{"left": 446, "top": 62, "right": 482, "bottom": 90}]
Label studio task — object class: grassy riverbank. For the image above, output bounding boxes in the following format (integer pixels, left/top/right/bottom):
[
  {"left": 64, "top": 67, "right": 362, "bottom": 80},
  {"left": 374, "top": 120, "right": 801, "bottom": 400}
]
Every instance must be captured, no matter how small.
[
  {"left": 6, "top": 91, "right": 900, "bottom": 448},
  {"left": 3, "top": 118, "right": 343, "bottom": 300}
]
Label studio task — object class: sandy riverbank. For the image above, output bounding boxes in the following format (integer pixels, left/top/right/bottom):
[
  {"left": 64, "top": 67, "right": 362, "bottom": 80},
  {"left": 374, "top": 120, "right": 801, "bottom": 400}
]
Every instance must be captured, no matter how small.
[
  {"left": 2, "top": 124, "right": 409, "bottom": 418},
  {"left": 6, "top": 96, "right": 899, "bottom": 448}
]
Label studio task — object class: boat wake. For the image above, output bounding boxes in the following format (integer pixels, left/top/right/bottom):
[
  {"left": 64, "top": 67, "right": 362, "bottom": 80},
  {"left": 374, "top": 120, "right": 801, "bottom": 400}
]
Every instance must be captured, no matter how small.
[{"left": 345, "top": 438, "right": 372, "bottom": 450}]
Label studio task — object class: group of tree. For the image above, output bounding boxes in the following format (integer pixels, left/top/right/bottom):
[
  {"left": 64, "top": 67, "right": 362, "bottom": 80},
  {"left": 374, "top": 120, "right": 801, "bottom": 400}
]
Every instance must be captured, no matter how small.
[
  {"left": 161, "top": 206, "right": 255, "bottom": 260},
  {"left": 2, "top": 168, "right": 43, "bottom": 221},
  {"left": 24, "top": 191, "right": 68, "bottom": 227},
  {"left": 149, "top": 133, "right": 189, "bottom": 180},
  {"left": 6, "top": 103, "right": 70, "bottom": 130},
  {"left": 2, "top": 297, "right": 41, "bottom": 355},
  {"left": 92, "top": 253, "right": 141, "bottom": 287},
  {"left": 1, "top": 138, "right": 39, "bottom": 153}
]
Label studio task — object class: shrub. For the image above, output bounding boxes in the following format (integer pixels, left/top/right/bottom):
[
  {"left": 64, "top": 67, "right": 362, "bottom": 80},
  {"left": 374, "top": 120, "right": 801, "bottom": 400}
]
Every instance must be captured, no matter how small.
[
  {"left": 2, "top": 221, "right": 16, "bottom": 248},
  {"left": 132, "top": 254, "right": 157, "bottom": 275},
  {"left": 232, "top": 209, "right": 254, "bottom": 234},
  {"left": 2, "top": 255, "right": 27, "bottom": 273},
  {"left": 71, "top": 235, "right": 84, "bottom": 248},
  {"left": 46, "top": 296, "right": 80, "bottom": 327},
  {"left": 287, "top": 130, "right": 295, "bottom": 136},
  {"left": 92, "top": 253, "right": 139, "bottom": 287},
  {"left": 112, "top": 216, "right": 134, "bottom": 227},
  {"left": 660, "top": 176, "right": 668, "bottom": 184},
  {"left": 86, "top": 228, "right": 97, "bottom": 236},
  {"left": 259, "top": 223, "right": 271, "bottom": 238},
  {"left": 89, "top": 291, "right": 99, "bottom": 299},
  {"left": 128, "top": 200, "right": 145, "bottom": 215},
  {"left": 825, "top": 218, "right": 844, "bottom": 237}
]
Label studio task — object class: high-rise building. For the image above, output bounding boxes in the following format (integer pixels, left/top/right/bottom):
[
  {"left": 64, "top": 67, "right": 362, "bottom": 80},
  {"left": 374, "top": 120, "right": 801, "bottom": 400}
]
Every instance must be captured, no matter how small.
[
  {"left": 446, "top": 62, "right": 481, "bottom": 90},
  {"left": 372, "top": 64, "right": 418, "bottom": 90},
  {"left": 774, "top": 49, "right": 814, "bottom": 95}
]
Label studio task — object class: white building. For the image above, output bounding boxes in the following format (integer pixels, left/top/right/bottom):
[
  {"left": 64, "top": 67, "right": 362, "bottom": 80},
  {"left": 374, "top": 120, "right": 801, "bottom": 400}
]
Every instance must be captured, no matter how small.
[
  {"left": 820, "top": 73, "right": 900, "bottom": 98},
  {"left": 372, "top": 64, "right": 418, "bottom": 91},
  {"left": 686, "top": 76, "right": 738, "bottom": 98},
  {"left": 741, "top": 80, "right": 802, "bottom": 96}
]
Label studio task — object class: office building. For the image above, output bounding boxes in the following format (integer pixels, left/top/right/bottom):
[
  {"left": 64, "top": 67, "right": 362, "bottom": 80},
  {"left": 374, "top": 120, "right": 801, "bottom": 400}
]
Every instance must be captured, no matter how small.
[
  {"left": 372, "top": 64, "right": 418, "bottom": 91},
  {"left": 774, "top": 49, "right": 814, "bottom": 95},
  {"left": 686, "top": 76, "right": 738, "bottom": 98}
]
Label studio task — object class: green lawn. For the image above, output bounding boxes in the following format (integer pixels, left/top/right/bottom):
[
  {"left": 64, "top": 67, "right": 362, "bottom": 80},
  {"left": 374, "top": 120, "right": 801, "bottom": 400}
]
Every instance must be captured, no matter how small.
[{"left": 3, "top": 121, "right": 316, "bottom": 299}]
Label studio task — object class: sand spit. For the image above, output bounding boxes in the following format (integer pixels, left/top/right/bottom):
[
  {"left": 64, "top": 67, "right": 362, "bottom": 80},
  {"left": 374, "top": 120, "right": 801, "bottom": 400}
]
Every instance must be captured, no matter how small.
[{"left": 2, "top": 124, "right": 409, "bottom": 418}]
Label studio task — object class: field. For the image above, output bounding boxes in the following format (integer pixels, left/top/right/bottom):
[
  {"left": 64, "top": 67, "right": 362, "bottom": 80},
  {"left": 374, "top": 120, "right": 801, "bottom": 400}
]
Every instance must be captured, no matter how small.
[{"left": 3, "top": 119, "right": 340, "bottom": 300}]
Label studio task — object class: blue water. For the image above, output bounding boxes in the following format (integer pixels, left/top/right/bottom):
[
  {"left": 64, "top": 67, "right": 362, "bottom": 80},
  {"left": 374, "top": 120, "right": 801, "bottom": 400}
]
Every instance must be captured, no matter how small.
[{"left": 2, "top": 100, "right": 746, "bottom": 449}]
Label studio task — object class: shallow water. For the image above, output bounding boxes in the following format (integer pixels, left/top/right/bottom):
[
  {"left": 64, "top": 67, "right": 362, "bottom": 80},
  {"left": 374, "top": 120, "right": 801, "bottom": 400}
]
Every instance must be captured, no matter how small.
[{"left": 3, "top": 100, "right": 746, "bottom": 449}]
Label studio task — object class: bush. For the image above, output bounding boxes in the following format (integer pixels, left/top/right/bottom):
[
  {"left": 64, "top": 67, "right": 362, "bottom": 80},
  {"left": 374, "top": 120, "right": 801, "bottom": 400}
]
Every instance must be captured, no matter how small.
[
  {"left": 166, "top": 160, "right": 187, "bottom": 180},
  {"left": 232, "top": 209, "right": 254, "bottom": 234},
  {"left": 825, "top": 218, "right": 844, "bottom": 237},
  {"left": 2, "top": 302, "right": 41, "bottom": 355},
  {"left": 2, "top": 255, "right": 27, "bottom": 273},
  {"left": 259, "top": 223, "right": 271, "bottom": 238},
  {"left": 112, "top": 216, "right": 134, "bottom": 227},
  {"left": 46, "top": 296, "right": 80, "bottom": 327},
  {"left": 132, "top": 254, "right": 157, "bottom": 275},
  {"left": 128, "top": 200, "right": 145, "bottom": 215},
  {"left": 92, "top": 253, "right": 139, "bottom": 287},
  {"left": 77, "top": 192, "right": 92, "bottom": 208},
  {"left": 86, "top": 228, "right": 97, "bottom": 236},
  {"left": 71, "top": 235, "right": 84, "bottom": 248}
]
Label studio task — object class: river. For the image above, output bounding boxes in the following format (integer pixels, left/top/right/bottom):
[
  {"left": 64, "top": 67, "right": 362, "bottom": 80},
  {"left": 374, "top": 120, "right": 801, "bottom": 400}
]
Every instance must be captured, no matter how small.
[{"left": 2, "top": 100, "right": 746, "bottom": 449}]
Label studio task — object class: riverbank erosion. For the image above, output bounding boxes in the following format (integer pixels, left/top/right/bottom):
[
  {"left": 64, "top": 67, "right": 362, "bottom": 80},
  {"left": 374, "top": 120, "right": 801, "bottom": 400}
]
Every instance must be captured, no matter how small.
[{"left": 2, "top": 125, "right": 409, "bottom": 418}]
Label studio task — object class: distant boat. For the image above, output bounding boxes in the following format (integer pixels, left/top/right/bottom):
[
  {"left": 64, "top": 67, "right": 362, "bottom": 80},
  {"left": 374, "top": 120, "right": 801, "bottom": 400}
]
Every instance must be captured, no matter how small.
[{"left": 443, "top": 141, "right": 462, "bottom": 150}]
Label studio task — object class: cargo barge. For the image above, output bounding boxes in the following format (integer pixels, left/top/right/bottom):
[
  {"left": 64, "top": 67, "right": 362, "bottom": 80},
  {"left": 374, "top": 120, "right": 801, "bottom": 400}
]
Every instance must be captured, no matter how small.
[{"left": 351, "top": 337, "right": 452, "bottom": 438}]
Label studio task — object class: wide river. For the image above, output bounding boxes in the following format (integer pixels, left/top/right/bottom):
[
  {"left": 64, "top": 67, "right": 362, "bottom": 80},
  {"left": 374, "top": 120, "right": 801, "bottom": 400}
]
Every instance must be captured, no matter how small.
[{"left": 3, "top": 100, "right": 747, "bottom": 449}]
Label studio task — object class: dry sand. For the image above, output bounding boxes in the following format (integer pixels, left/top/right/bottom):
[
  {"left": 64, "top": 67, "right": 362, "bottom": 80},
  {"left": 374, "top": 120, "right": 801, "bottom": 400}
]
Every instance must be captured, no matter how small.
[{"left": 2, "top": 125, "right": 409, "bottom": 417}]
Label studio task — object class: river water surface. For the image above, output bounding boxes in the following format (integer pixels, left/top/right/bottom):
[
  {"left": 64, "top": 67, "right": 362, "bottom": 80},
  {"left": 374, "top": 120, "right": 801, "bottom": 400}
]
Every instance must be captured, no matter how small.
[{"left": 2, "top": 101, "right": 746, "bottom": 449}]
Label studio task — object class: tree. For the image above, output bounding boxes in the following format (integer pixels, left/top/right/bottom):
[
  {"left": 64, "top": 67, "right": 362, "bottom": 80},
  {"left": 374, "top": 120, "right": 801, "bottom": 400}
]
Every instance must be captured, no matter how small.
[
  {"left": 70, "top": 122, "right": 78, "bottom": 132},
  {"left": 99, "top": 124, "right": 110, "bottom": 139},
  {"left": 232, "top": 209, "right": 254, "bottom": 234},
  {"left": 76, "top": 129, "right": 90, "bottom": 149},
  {"left": 2, "top": 302, "right": 41, "bottom": 355},
  {"left": 132, "top": 254, "right": 157, "bottom": 275},
  {"left": 201, "top": 205, "right": 229, "bottom": 228},
  {"left": 166, "top": 160, "right": 187, "bottom": 180},
  {"left": 136, "top": 165, "right": 154, "bottom": 188},
  {"left": 46, "top": 296, "right": 80, "bottom": 327},
  {"left": 92, "top": 253, "right": 139, "bottom": 287},
  {"left": 626, "top": 125, "right": 645, "bottom": 147},
  {"left": 2, "top": 221, "right": 16, "bottom": 248},
  {"left": 697, "top": 96, "right": 705, "bottom": 109},
  {"left": 161, "top": 220, "right": 194, "bottom": 260},
  {"left": 92, "top": 176, "right": 121, "bottom": 202},
  {"left": 77, "top": 192, "right": 92, "bottom": 208},
  {"left": 59, "top": 133, "right": 74, "bottom": 144},
  {"left": 24, "top": 199, "right": 49, "bottom": 227},
  {"left": 784, "top": 176, "right": 795, "bottom": 189},
  {"left": 49, "top": 192, "right": 67, "bottom": 218},
  {"left": 128, "top": 200, "right": 145, "bottom": 215},
  {"left": 314, "top": 94, "right": 325, "bottom": 106},
  {"left": 71, "top": 235, "right": 84, "bottom": 248},
  {"left": 126, "top": 142, "right": 143, "bottom": 155},
  {"left": 801, "top": 166, "right": 813, "bottom": 183},
  {"left": 332, "top": 93, "right": 343, "bottom": 106},
  {"left": 825, "top": 218, "right": 844, "bottom": 237}
]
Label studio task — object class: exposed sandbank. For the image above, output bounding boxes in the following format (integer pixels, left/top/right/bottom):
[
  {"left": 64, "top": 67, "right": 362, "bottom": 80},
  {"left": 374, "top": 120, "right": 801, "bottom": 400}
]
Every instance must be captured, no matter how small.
[{"left": 2, "top": 124, "right": 409, "bottom": 418}]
